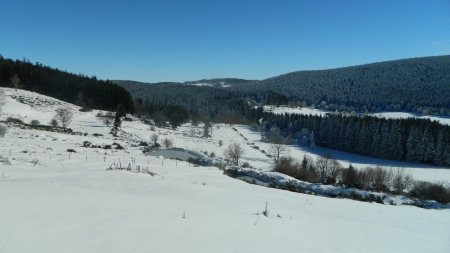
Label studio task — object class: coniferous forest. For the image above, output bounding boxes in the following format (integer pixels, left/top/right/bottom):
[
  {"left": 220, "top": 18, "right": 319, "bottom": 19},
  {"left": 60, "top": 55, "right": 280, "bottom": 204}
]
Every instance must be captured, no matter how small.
[
  {"left": 0, "top": 56, "right": 134, "bottom": 112},
  {"left": 260, "top": 112, "right": 450, "bottom": 167}
]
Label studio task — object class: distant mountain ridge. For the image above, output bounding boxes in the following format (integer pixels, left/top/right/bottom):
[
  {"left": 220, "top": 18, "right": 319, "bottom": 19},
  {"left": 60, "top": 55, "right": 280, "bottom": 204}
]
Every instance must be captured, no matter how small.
[
  {"left": 117, "top": 55, "right": 450, "bottom": 115},
  {"left": 115, "top": 78, "right": 255, "bottom": 88},
  {"left": 242, "top": 55, "right": 450, "bottom": 113}
]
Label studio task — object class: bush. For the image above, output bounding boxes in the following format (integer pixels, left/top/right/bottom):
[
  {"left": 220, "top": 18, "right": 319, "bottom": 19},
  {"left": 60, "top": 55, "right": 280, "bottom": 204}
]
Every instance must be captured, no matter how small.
[
  {"left": 410, "top": 181, "right": 450, "bottom": 204},
  {"left": 30, "top": 120, "right": 40, "bottom": 126},
  {"left": 6, "top": 117, "right": 23, "bottom": 124},
  {"left": 139, "top": 141, "right": 149, "bottom": 146},
  {"left": 50, "top": 119, "right": 58, "bottom": 127},
  {"left": 242, "top": 162, "right": 252, "bottom": 168},
  {"left": 162, "top": 138, "right": 173, "bottom": 148}
]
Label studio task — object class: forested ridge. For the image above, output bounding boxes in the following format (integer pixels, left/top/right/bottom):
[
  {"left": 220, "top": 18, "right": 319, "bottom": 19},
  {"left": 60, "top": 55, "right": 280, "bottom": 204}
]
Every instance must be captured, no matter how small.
[
  {"left": 118, "top": 55, "right": 450, "bottom": 116},
  {"left": 240, "top": 55, "right": 450, "bottom": 114},
  {"left": 0, "top": 56, "right": 134, "bottom": 112}
]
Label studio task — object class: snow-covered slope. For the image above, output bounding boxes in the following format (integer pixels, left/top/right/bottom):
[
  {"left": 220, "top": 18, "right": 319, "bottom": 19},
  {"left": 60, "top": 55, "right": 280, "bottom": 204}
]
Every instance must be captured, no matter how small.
[
  {"left": 264, "top": 105, "right": 450, "bottom": 126},
  {"left": 1, "top": 88, "right": 449, "bottom": 253}
]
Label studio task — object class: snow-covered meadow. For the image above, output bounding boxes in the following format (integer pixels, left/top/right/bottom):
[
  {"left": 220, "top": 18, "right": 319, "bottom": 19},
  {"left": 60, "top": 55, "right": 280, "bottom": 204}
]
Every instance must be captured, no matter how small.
[
  {"left": 264, "top": 105, "right": 450, "bottom": 126},
  {"left": 1, "top": 88, "right": 449, "bottom": 252}
]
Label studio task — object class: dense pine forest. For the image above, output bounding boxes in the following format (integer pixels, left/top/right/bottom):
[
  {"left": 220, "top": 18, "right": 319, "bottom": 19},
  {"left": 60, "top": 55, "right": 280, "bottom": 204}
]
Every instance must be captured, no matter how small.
[
  {"left": 260, "top": 112, "right": 450, "bottom": 167},
  {"left": 0, "top": 56, "right": 134, "bottom": 112},
  {"left": 240, "top": 55, "right": 450, "bottom": 115}
]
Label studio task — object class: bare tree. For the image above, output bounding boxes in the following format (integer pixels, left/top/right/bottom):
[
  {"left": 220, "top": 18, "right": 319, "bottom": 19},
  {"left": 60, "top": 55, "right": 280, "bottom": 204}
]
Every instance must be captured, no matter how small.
[
  {"left": 269, "top": 134, "right": 288, "bottom": 162},
  {"left": 269, "top": 143, "right": 288, "bottom": 162},
  {"left": 315, "top": 155, "right": 342, "bottom": 184},
  {"left": 151, "top": 133, "right": 159, "bottom": 144},
  {"left": 162, "top": 138, "right": 173, "bottom": 148},
  {"left": 225, "top": 143, "right": 245, "bottom": 166},
  {"left": 392, "top": 168, "right": 413, "bottom": 194},
  {"left": 54, "top": 107, "right": 74, "bottom": 130}
]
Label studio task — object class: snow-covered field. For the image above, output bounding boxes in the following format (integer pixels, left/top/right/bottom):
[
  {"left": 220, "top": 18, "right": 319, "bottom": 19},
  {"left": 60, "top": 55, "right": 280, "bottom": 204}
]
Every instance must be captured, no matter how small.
[
  {"left": 264, "top": 105, "right": 450, "bottom": 126},
  {"left": 264, "top": 105, "right": 330, "bottom": 117},
  {"left": 1, "top": 88, "right": 450, "bottom": 253}
]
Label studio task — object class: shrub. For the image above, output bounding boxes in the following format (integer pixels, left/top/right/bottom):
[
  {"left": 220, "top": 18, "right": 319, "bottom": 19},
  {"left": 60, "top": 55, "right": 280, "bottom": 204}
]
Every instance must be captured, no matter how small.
[
  {"left": 6, "top": 117, "right": 23, "bottom": 124},
  {"left": 30, "top": 120, "right": 40, "bottom": 126},
  {"left": 162, "top": 138, "right": 173, "bottom": 148},
  {"left": 50, "top": 119, "right": 58, "bottom": 127},
  {"left": 242, "top": 162, "right": 252, "bottom": 168},
  {"left": 151, "top": 133, "right": 159, "bottom": 144},
  {"left": 410, "top": 181, "right": 450, "bottom": 204}
]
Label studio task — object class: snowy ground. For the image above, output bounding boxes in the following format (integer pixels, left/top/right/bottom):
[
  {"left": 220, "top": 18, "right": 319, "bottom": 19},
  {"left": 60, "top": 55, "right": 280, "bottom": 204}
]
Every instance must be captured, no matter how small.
[
  {"left": 264, "top": 105, "right": 450, "bottom": 126},
  {"left": 1, "top": 88, "right": 450, "bottom": 252}
]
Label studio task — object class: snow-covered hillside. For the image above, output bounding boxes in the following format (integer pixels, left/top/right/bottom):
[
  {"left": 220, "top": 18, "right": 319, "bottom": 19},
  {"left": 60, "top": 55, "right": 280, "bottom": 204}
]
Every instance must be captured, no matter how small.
[{"left": 1, "top": 88, "right": 449, "bottom": 253}]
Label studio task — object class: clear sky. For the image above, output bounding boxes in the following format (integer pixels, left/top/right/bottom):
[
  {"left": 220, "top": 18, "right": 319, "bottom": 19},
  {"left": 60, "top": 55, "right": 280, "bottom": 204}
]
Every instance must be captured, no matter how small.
[{"left": 1, "top": 0, "right": 450, "bottom": 82}]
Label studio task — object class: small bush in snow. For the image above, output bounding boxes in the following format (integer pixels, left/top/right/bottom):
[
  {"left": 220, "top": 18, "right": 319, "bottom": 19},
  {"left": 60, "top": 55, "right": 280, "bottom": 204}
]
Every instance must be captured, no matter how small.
[
  {"left": 410, "top": 181, "right": 450, "bottom": 204},
  {"left": 50, "top": 119, "right": 58, "bottom": 127},
  {"left": 162, "top": 138, "right": 173, "bottom": 148},
  {"left": 30, "top": 120, "right": 40, "bottom": 126},
  {"left": 151, "top": 133, "right": 159, "bottom": 144}
]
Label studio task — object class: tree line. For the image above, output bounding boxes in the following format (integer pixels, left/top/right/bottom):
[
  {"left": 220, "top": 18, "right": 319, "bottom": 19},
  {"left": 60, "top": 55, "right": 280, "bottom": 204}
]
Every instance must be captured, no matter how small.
[
  {"left": 0, "top": 56, "right": 134, "bottom": 112},
  {"left": 260, "top": 112, "right": 450, "bottom": 167}
]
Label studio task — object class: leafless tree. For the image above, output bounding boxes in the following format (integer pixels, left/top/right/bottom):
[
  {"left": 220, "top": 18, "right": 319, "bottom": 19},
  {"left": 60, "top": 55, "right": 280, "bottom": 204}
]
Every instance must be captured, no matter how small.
[
  {"left": 269, "top": 143, "right": 288, "bottom": 162},
  {"left": 392, "top": 168, "right": 413, "bottom": 194},
  {"left": 151, "top": 133, "right": 159, "bottom": 144},
  {"left": 315, "top": 155, "right": 342, "bottom": 184},
  {"left": 162, "top": 138, "right": 173, "bottom": 148},
  {"left": 225, "top": 143, "right": 245, "bottom": 166},
  {"left": 54, "top": 107, "right": 74, "bottom": 130}
]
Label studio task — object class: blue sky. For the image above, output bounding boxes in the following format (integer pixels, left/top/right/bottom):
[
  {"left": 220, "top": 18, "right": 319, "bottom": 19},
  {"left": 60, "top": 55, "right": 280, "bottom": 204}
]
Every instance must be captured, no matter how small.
[{"left": 1, "top": 0, "right": 450, "bottom": 82}]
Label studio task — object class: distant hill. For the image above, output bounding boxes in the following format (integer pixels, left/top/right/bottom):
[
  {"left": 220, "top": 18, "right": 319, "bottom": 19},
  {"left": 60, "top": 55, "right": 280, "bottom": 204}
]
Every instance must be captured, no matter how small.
[
  {"left": 0, "top": 56, "right": 134, "bottom": 112},
  {"left": 238, "top": 55, "right": 450, "bottom": 114},
  {"left": 115, "top": 78, "right": 254, "bottom": 88},
  {"left": 117, "top": 55, "right": 450, "bottom": 116}
]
